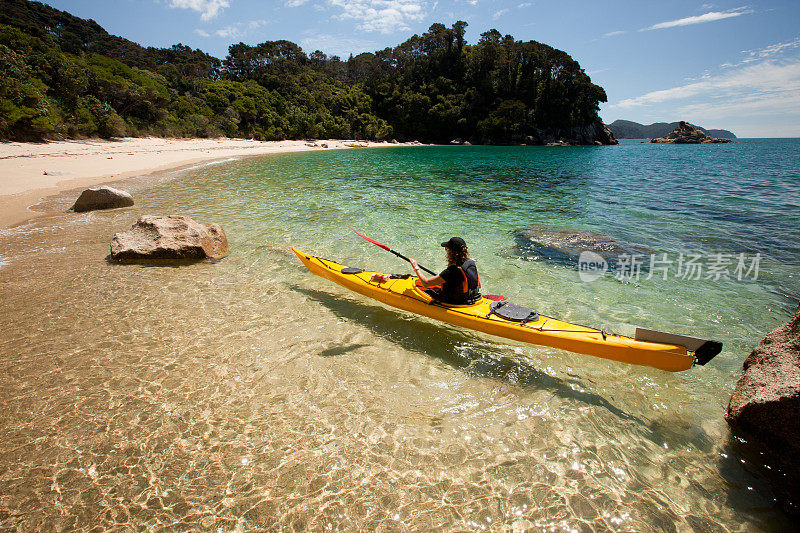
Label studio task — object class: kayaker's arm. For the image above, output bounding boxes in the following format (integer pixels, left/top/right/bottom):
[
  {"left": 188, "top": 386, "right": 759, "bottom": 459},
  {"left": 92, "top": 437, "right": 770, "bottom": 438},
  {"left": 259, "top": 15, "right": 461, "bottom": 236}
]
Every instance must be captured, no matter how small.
[{"left": 410, "top": 259, "right": 444, "bottom": 287}]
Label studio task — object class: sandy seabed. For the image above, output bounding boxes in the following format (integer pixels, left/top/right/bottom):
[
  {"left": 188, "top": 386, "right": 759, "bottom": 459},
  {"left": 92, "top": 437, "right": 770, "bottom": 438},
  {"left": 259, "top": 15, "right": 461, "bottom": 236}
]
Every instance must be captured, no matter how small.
[
  {"left": 0, "top": 137, "right": 408, "bottom": 229},
  {"left": 0, "top": 137, "right": 793, "bottom": 531}
]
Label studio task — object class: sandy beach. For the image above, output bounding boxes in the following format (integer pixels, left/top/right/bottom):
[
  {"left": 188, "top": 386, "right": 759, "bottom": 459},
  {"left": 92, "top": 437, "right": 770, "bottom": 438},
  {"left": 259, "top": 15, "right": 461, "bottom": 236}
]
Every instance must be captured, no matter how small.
[{"left": 0, "top": 137, "right": 406, "bottom": 228}]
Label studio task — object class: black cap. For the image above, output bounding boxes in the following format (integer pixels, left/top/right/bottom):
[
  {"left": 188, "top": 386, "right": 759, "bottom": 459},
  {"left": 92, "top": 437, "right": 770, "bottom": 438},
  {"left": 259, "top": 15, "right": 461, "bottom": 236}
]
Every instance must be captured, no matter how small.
[{"left": 440, "top": 237, "right": 467, "bottom": 251}]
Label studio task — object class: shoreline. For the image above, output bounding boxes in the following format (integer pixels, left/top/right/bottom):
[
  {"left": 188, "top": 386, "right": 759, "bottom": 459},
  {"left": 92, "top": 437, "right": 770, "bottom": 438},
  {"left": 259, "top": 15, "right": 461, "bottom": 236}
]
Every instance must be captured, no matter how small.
[{"left": 0, "top": 137, "right": 413, "bottom": 229}]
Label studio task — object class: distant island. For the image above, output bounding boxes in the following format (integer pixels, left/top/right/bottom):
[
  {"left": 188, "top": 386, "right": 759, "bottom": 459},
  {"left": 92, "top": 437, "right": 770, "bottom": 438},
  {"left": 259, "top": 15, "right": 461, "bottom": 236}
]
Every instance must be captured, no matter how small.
[
  {"left": 650, "top": 121, "right": 733, "bottom": 144},
  {"left": 609, "top": 120, "right": 736, "bottom": 140},
  {"left": 0, "top": 0, "right": 616, "bottom": 145}
]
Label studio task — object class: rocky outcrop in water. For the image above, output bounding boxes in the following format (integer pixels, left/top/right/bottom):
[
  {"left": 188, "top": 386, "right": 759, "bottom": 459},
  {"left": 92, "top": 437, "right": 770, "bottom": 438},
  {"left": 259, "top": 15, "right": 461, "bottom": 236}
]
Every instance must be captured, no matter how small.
[
  {"left": 609, "top": 119, "right": 736, "bottom": 140},
  {"left": 567, "top": 121, "right": 618, "bottom": 146},
  {"left": 71, "top": 186, "right": 134, "bottom": 212},
  {"left": 650, "top": 121, "right": 733, "bottom": 144},
  {"left": 514, "top": 225, "right": 653, "bottom": 264},
  {"left": 110, "top": 215, "right": 228, "bottom": 263},
  {"left": 500, "top": 120, "right": 618, "bottom": 146},
  {"left": 726, "top": 307, "right": 800, "bottom": 460}
]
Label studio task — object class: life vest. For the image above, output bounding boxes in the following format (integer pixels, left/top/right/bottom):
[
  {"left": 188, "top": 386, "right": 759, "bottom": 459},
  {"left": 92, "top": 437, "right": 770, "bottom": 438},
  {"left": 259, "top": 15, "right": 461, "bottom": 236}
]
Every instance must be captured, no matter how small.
[
  {"left": 457, "top": 259, "right": 482, "bottom": 304},
  {"left": 437, "top": 258, "right": 481, "bottom": 305}
]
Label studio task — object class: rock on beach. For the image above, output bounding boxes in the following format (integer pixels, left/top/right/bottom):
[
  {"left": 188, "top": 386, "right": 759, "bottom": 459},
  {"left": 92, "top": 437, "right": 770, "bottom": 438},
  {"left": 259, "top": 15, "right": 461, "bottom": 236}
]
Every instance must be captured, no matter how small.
[
  {"left": 110, "top": 215, "right": 228, "bottom": 263},
  {"left": 71, "top": 186, "right": 134, "bottom": 212}
]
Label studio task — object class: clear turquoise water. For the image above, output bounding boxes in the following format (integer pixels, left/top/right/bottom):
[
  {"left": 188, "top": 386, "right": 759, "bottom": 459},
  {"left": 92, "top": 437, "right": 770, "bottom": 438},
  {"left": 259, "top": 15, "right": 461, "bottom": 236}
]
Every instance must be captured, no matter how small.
[
  {"left": 1, "top": 139, "right": 798, "bottom": 530},
  {"left": 195, "top": 139, "right": 799, "bottom": 359}
]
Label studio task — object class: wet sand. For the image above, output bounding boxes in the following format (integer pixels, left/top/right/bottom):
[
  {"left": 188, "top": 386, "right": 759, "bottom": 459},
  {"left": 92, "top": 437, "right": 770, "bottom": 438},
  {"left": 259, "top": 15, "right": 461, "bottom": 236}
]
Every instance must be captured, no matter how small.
[{"left": 0, "top": 137, "right": 408, "bottom": 229}]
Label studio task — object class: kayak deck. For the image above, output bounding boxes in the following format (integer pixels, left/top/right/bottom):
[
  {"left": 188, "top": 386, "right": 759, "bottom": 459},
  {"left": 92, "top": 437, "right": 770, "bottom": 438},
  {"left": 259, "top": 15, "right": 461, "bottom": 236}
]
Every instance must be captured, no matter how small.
[{"left": 292, "top": 248, "right": 701, "bottom": 372}]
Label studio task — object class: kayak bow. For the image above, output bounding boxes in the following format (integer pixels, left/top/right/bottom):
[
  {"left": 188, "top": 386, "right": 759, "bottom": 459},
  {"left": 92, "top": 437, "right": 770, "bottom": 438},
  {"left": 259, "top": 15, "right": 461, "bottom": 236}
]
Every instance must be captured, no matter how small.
[{"left": 292, "top": 248, "right": 721, "bottom": 372}]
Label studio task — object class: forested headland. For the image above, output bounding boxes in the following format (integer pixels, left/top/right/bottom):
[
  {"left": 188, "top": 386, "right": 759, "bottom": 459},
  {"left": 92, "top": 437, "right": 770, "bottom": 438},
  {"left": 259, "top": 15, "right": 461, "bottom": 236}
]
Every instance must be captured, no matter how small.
[
  {"left": 0, "top": 0, "right": 616, "bottom": 145},
  {"left": 609, "top": 120, "right": 736, "bottom": 140}
]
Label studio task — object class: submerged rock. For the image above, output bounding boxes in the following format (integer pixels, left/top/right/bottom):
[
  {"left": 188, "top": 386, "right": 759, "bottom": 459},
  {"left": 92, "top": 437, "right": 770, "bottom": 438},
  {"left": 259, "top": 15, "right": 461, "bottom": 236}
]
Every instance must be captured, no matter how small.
[
  {"left": 454, "top": 195, "right": 508, "bottom": 212},
  {"left": 110, "top": 215, "right": 228, "bottom": 263},
  {"left": 71, "top": 186, "right": 134, "bottom": 212},
  {"left": 650, "top": 121, "right": 733, "bottom": 144},
  {"left": 726, "top": 307, "right": 800, "bottom": 460},
  {"left": 514, "top": 224, "right": 653, "bottom": 265}
]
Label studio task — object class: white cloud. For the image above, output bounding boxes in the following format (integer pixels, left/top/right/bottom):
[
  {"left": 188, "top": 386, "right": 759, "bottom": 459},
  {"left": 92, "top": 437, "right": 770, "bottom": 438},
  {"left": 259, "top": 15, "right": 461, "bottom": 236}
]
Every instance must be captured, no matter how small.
[
  {"left": 328, "top": 0, "right": 427, "bottom": 34},
  {"left": 204, "top": 19, "right": 266, "bottom": 39},
  {"left": 286, "top": 0, "right": 309, "bottom": 6},
  {"left": 300, "top": 34, "right": 378, "bottom": 57},
  {"left": 612, "top": 59, "right": 800, "bottom": 110},
  {"left": 215, "top": 25, "right": 241, "bottom": 38},
  {"left": 722, "top": 36, "right": 800, "bottom": 67},
  {"left": 756, "top": 37, "right": 800, "bottom": 57},
  {"left": 678, "top": 91, "right": 800, "bottom": 120},
  {"left": 602, "top": 30, "right": 626, "bottom": 38},
  {"left": 493, "top": 2, "right": 532, "bottom": 20},
  {"left": 606, "top": 55, "right": 800, "bottom": 136},
  {"left": 641, "top": 7, "right": 751, "bottom": 31},
  {"left": 493, "top": 8, "right": 509, "bottom": 19},
  {"left": 167, "top": 0, "right": 230, "bottom": 21},
  {"left": 194, "top": 28, "right": 211, "bottom": 37}
]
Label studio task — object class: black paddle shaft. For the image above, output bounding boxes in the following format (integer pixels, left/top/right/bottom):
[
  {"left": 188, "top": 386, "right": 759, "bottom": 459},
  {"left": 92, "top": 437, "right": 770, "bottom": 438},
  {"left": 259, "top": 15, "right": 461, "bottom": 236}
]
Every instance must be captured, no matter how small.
[{"left": 390, "top": 249, "right": 437, "bottom": 276}]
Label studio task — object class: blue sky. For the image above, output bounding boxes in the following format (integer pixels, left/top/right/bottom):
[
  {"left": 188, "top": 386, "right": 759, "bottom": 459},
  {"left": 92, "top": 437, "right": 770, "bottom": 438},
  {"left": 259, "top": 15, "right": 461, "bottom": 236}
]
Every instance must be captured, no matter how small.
[{"left": 42, "top": 1, "right": 800, "bottom": 137}]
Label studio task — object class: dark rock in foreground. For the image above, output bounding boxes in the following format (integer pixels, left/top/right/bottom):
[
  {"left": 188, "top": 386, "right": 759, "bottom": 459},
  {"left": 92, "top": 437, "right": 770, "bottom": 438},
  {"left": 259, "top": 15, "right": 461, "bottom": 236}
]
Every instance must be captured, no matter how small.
[
  {"left": 726, "top": 307, "right": 800, "bottom": 514},
  {"left": 514, "top": 225, "right": 653, "bottom": 265},
  {"left": 727, "top": 307, "right": 800, "bottom": 459},
  {"left": 72, "top": 186, "right": 134, "bottom": 212},
  {"left": 650, "top": 121, "right": 733, "bottom": 144},
  {"left": 110, "top": 215, "right": 228, "bottom": 263}
]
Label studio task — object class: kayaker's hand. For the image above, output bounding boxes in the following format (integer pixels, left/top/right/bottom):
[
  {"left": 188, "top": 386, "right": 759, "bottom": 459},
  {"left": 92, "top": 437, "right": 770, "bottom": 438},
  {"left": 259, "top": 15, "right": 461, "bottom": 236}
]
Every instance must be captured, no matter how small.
[{"left": 409, "top": 259, "right": 419, "bottom": 272}]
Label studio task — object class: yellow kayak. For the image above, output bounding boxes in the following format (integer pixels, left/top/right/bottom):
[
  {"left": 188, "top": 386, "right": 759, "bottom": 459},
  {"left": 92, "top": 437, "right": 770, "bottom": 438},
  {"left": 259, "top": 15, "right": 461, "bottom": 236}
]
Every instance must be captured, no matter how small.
[{"left": 292, "top": 248, "right": 721, "bottom": 372}]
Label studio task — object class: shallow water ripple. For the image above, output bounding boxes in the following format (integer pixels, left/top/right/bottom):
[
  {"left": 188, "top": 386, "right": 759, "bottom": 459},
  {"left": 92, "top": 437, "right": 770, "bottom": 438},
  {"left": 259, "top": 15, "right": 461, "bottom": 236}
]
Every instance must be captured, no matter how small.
[{"left": 2, "top": 144, "right": 797, "bottom": 530}]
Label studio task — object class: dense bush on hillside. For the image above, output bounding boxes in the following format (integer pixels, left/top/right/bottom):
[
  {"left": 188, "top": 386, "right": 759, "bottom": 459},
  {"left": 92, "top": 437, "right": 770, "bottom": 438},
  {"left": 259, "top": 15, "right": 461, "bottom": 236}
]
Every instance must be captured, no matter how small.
[{"left": 0, "top": 0, "right": 611, "bottom": 144}]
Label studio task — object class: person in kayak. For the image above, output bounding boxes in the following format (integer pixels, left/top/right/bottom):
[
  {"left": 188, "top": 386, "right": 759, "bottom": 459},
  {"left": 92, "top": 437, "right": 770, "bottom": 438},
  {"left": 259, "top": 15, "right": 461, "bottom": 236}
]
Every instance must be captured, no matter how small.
[{"left": 409, "top": 237, "right": 481, "bottom": 305}]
